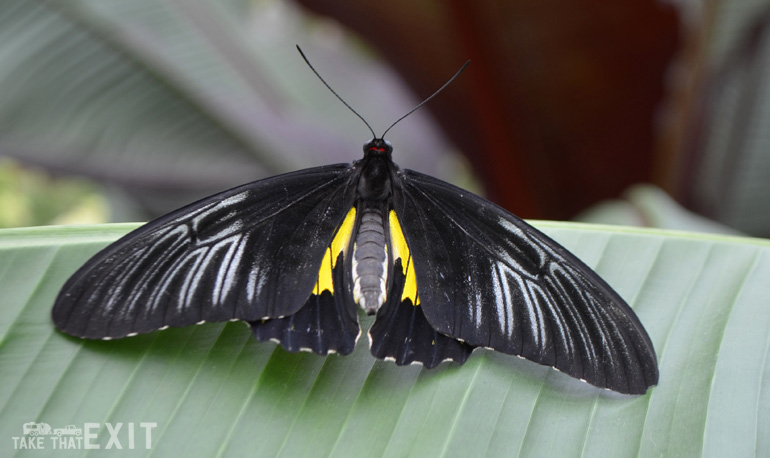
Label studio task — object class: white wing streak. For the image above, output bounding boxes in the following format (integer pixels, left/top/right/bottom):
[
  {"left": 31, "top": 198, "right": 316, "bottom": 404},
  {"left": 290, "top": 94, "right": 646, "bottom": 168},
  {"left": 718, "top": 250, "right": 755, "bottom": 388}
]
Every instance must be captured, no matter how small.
[
  {"left": 214, "top": 233, "right": 248, "bottom": 306},
  {"left": 190, "top": 192, "right": 248, "bottom": 237},
  {"left": 176, "top": 249, "right": 208, "bottom": 314}
]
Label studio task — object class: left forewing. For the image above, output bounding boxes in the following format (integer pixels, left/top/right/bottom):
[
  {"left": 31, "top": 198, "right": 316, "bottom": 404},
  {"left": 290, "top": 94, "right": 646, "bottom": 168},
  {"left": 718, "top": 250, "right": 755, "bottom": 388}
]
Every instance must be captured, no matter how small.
[{"left": 53, "top": 165, "right": 357, "bottom": 340}]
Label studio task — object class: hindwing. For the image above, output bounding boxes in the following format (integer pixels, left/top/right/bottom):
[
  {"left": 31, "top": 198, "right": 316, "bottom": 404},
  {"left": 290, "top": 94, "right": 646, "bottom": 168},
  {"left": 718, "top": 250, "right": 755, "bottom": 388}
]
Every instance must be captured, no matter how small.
[
  {"left": 369, "top": 210, "right": 474, "bottom": 368},
  {"left": 251, "top": 207, "right": 360, "bottom": 354},
  {"left": 391, "top": 169, "right": 658, "bottom": 394}
]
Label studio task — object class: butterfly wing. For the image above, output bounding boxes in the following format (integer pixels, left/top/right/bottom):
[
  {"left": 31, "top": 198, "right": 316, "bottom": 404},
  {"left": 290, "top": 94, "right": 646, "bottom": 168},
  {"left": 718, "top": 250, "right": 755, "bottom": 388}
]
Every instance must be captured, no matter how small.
[
  {"left": 391, "top": 169, "right": 658, "bottom": 394},
  {"left": 52, "top": 164, "right": 359, "bottom": 349},
  {"left": 250, "top": 206, "right": 361, "bottom": 355}
]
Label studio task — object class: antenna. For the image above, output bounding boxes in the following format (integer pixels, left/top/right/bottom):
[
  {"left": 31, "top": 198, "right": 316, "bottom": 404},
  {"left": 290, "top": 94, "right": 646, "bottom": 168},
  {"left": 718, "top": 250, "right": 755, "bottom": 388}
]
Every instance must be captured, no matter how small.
[
  {"left": 297, "top": 45, "right": 469, "bottom": 139},
  {"left": 381, "top": 60, "right": 470, "bottom": 138},
  {"left": 296, "top": 45, "right": 376, "bottom": 138}
]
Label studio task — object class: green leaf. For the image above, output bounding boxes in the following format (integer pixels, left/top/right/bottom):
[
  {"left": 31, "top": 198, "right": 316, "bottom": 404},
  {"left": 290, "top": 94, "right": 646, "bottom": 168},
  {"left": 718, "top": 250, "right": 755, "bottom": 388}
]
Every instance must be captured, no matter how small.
[{"left": 1, "top": 223, "right": 769, "bottom": 456}]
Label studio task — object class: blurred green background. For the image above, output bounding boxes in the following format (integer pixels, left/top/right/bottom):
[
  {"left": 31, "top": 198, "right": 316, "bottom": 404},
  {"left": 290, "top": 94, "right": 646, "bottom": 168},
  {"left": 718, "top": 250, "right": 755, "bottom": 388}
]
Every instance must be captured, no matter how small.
[{"left": 0, "top": 0, "right": 767, "bottom": 237}]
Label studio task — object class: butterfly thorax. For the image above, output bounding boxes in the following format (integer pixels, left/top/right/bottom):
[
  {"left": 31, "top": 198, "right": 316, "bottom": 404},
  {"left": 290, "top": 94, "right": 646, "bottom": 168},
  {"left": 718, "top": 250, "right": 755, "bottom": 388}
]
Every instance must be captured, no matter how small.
[{"left": 357, "top": 138, "right": 394, "bottom": 199}]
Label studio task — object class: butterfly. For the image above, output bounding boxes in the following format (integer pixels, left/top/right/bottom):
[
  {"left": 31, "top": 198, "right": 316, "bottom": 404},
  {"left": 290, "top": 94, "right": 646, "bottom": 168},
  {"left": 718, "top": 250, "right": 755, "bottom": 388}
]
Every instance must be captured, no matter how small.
[{"left": 52, "top": 47, "right": 658, "bottom": 395}]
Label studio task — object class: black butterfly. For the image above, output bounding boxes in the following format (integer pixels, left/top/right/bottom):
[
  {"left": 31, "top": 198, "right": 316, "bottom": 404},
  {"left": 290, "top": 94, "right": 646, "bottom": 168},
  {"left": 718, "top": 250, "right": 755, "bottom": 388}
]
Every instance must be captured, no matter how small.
[{"left": 52, "top": 48, "right": 658, "bottom": 395}]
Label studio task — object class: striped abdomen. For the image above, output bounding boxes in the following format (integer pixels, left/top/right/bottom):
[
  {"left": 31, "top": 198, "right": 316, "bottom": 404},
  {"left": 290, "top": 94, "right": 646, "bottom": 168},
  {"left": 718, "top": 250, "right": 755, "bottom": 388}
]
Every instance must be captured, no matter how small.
[{"left": 352, "top": 208, "right": 388, "bottom": 314}]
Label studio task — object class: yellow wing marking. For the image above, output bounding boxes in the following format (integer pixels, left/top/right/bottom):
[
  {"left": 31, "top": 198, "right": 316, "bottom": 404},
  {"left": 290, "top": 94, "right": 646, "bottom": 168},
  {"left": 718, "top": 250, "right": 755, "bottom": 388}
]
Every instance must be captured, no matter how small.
[
  {"left": 389, "top": 210, "right": 420, "bottom": 306},
  {"left": 314, "top": 207, "right": 357, "bottom": 294}
]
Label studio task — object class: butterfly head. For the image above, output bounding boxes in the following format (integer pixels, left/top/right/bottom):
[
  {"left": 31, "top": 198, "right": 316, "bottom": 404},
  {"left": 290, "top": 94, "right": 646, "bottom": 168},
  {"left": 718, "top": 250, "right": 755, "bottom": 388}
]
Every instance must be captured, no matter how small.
[{"left": 364, "top": 138, "right": 393, "bottom": 157}]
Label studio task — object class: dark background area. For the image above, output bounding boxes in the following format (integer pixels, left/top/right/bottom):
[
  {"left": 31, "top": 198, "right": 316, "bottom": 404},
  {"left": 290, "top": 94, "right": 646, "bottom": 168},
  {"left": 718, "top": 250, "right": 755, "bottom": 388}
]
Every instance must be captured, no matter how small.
[{"left": 297, "top": 0, "right": 679, "bottom": 220}]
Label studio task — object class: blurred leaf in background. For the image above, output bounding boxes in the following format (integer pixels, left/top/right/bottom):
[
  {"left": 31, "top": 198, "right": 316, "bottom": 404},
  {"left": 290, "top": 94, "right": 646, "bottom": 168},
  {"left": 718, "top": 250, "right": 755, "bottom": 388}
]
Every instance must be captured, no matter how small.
[
  {"left": 0, "top": 0, "right": 465, "bottom": 224},
  {"left": 1, "top": 0, "right": 769, "bottom": 235},
  {"left": 659, "top": 1, "right": 770, "bottom": 237},
  {"left": 0, "top": 158, "right": 107, "bottom": 227},
  {"left": 574, "top": 183, "right": 744, "bottom": 235}
]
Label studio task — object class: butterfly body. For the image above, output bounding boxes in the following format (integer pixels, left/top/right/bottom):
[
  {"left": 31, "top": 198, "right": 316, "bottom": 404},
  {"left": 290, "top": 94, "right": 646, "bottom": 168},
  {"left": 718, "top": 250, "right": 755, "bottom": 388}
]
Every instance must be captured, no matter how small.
[{"left": 350, "top": 140, "right": 396, "bottom": 314}]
